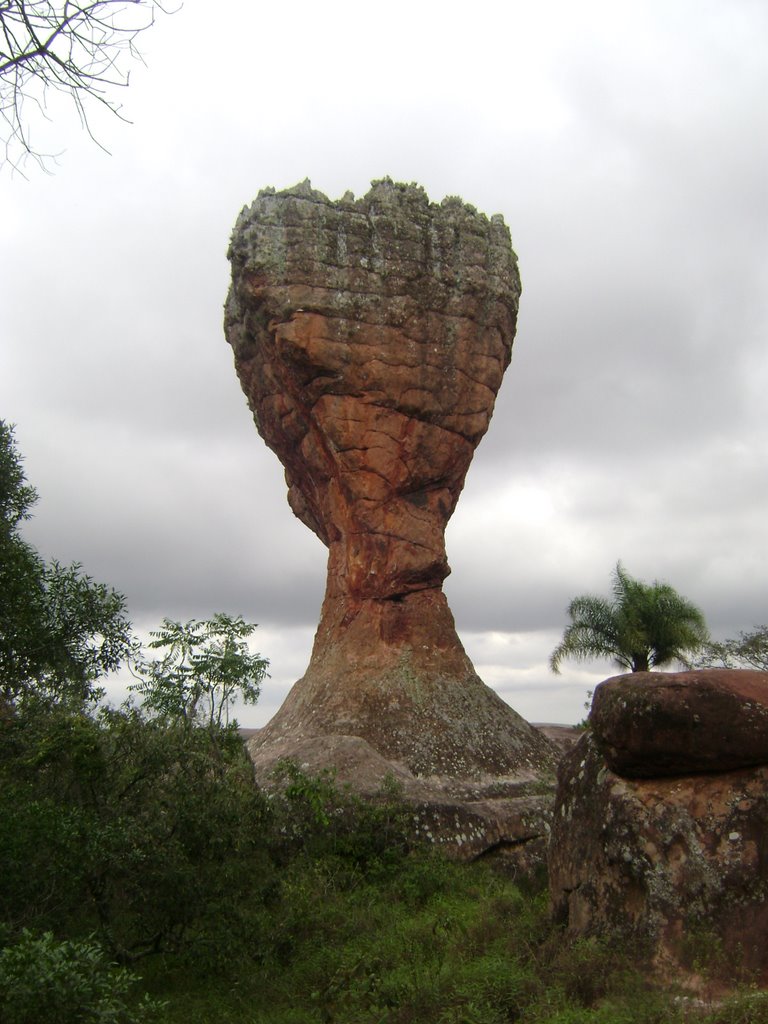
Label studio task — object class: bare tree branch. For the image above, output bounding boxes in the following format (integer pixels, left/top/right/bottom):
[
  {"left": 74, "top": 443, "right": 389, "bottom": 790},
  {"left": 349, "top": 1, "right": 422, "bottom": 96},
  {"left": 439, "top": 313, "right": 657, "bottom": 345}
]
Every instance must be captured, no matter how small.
[{"left": 0, "top": 1, "right": 176, "bottom": 172}]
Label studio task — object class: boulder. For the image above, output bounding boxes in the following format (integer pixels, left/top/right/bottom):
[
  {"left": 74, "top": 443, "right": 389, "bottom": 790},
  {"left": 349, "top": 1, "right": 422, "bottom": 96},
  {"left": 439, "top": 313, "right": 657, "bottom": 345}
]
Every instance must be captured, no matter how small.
[
  {"left": 549, "top": 671, "right": 768, "bottom": 985},
  {"left": 590, "top": 669, "right": 768, "bottom": 777}
]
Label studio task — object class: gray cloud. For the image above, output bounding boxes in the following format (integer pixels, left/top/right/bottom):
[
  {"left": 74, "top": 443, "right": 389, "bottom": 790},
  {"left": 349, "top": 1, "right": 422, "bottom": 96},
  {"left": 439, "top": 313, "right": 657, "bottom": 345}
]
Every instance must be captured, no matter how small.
[{"left": 2, "top": 0, "right": 766, "bottom": 724}]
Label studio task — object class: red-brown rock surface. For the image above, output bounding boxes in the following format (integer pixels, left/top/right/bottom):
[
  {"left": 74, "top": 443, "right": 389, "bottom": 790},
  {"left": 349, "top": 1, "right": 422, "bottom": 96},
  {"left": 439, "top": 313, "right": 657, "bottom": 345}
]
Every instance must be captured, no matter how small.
[
  {"left": 224, "top": 180, "right": 556, "bottom": 856},
  {"left": 549, "top": 671, "right": 768, "bottom": 986},
  {"left": 590, "top": 669, "right": 768, "bottom": 777}
]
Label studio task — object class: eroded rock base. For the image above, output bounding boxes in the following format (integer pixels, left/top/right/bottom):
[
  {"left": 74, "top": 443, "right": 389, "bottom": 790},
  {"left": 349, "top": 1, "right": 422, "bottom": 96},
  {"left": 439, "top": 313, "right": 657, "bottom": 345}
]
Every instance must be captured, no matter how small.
[
  {"left": 549, "top": 730, "right": 768, "bottom": 985},
  {"left": 252, "top": 589, "right": 556, "bottom": 777},
  {"left": 249, "top": 731, "right": 556, "bottom": 870},
  {"left": 247, "top": 589, "right": 558, "bottom": 868}
]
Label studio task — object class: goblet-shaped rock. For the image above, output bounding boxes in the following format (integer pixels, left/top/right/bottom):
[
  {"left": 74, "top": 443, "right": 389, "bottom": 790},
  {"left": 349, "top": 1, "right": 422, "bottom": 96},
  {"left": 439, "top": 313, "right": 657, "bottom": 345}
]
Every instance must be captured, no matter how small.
[{"left": 225, "top": 180, "right": 554, "bottom": 779}]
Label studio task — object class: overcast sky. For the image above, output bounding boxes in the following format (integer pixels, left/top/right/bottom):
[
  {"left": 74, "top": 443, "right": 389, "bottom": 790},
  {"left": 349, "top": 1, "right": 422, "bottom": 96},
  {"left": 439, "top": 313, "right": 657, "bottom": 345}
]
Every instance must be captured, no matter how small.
[{"left": 2, "top": 0, "right": 766, "bottom": 725}]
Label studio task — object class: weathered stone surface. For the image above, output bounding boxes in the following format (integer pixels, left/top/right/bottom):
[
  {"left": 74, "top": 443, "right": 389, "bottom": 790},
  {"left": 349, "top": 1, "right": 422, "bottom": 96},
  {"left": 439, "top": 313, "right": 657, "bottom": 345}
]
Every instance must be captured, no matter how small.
[
  {"left": 225, "top": 178, "right": 518, "bottom": 605},
  {"left": 590, "top": 670, "right": 768, "bottom": 777},
  {"left": 533, "top": 723, "right": 581, "bottom": 753},
  {"left": 246, "top": 588, "right": 555, "bottom": 777},
  {"left": 549, "top": 730, "right": 768, "bottom": 984},
  {"left": 225, "top": 179, "right": 555, "bottom": 786},
  {"left": 249, "top": 732, "right": 555, "bottom": 868}
]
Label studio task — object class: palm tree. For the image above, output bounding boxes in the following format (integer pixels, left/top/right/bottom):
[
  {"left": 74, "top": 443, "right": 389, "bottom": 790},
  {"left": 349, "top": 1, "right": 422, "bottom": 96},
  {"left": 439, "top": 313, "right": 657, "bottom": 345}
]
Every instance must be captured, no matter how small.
[{"left": 550, "top": 562, "right": 709, "bottom": 674}]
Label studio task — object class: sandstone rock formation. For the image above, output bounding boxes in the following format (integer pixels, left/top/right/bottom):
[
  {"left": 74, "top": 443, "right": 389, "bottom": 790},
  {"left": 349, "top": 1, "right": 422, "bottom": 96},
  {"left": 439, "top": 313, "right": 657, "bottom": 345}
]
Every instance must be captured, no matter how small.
[
  {"left": 248, "top": 732, "right": 554, "bottom": 869},
  {"left": 224, "top": 180, "right": 557, "bottom": 860},
  {"left": 549, "top": 670, "right": 768, "bottom": 984},
  {"left": 590, "top": 669, "right": 768, "bottom": 777}
]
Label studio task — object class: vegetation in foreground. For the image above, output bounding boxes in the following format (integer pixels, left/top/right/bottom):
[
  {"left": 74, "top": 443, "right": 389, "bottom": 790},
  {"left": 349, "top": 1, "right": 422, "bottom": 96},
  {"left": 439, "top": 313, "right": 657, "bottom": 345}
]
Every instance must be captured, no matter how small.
[
  {"left": 3, "top": 740, "right": 768, "bottom": 1024},
  {"left": 3, "top": 421, "right": 767, "bottom": 1023}
]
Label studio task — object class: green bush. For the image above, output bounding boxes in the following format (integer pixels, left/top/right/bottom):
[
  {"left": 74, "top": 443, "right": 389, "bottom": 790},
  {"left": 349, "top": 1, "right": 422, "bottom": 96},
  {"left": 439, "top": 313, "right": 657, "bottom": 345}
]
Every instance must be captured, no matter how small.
[
  {"left": 445, "top": 953, "right": 537, "bottom": 1022},
  {"left": 0, "top": 705, "right": 277, "bottom": 964},
  {"left": 703, "top": 988, "right": 768, "bottom": 1024},
  {"left": 0, "top": 931, "right": 164, "bottom": 1024},
  {"left": 269, "top": 761, "right": 413, "bottom": 863}
]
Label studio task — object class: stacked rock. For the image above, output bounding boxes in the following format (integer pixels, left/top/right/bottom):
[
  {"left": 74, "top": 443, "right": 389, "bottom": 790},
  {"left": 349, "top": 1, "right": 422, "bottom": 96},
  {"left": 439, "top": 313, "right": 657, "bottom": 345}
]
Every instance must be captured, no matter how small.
[{"left": 549, "top": 670, "right": 768, "bottom": 984}]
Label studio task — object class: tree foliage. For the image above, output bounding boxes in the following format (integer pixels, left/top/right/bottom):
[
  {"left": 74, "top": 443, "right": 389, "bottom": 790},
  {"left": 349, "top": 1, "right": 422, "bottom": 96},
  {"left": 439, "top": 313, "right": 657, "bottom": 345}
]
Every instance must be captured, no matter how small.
[
  {"left": 550, "top": 561, "right": 709, "bottom": 674},
  {"left": 129, "top": 614, "right": 269, "bottom": 731},
  {"left": 0, "top": 420, "right": 36, "bottom": 527},
  {"left": 0, "top": 1, "right": 171, "bottom": 170},
  {"left": 0, "top": 420, "right": 132, "bottom": 710},
  {"left": 693, "top": 625, "right": 768, "bottom": 673},
  {"left": 0, "top": 703, "right": 276, "bottom": 964},
  {"left": 0, "top": 930, "right": 164, "bottom": 1023}
]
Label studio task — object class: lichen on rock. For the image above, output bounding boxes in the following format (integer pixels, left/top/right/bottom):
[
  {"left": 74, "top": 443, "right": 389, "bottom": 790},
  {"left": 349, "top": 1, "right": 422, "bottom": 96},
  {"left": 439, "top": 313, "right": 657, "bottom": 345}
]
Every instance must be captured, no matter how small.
[
  {"left": 224, "top": 179, "right": 556, "bottom": 861},
  {"left": 549, "top": 670, "right": 768, "bottom": 985},
  {"left": 590, "top": 669, "right": 768, "bottom": 777}
]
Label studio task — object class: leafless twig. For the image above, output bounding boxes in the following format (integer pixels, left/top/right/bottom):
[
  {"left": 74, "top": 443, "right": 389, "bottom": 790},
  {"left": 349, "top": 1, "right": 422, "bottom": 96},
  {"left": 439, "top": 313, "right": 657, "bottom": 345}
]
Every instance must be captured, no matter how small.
[{"left": 0, "top": 1, "right": 175, "bottom": 172}]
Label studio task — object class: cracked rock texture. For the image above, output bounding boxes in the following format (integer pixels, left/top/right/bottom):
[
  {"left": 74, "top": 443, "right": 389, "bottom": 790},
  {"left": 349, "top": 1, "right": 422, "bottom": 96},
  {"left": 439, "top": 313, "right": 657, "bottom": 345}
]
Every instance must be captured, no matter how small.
[
  {"left": 224, "top": 180, "right": 556, "bottom": 861},
  {"left": 590, "top": 669, "right": 768, "bottom": 777},
  {"left": 549, "top": 671, "right": 768, "bottom": 985}
]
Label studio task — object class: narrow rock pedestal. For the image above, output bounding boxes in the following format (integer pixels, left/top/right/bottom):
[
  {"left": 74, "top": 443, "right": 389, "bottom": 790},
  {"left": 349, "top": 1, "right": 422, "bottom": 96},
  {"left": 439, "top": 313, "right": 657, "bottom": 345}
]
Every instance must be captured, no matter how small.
[{"left": 224, "top": 180, "right": 557, "bottom": 862}]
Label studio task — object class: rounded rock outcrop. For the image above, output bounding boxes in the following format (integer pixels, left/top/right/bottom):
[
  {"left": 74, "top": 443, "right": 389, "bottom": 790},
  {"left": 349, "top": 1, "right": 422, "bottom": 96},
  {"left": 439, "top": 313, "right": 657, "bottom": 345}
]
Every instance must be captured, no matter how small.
[
  {"left": 590, "top": 669, "right": 768, "bottom": 777},
  {"left": 549, "top": 669, "right": 768, "bottom": 985}
]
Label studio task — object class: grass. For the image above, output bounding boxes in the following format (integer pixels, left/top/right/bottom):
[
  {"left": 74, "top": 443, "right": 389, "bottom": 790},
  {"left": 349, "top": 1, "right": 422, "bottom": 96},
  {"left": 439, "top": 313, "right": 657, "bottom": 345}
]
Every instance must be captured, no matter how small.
[
  {"left": 129, "top": 849, "right": 768, "bottom": 1024},
  {"left": 3, "top": 736, "right": 765, "bottom": 1024}
]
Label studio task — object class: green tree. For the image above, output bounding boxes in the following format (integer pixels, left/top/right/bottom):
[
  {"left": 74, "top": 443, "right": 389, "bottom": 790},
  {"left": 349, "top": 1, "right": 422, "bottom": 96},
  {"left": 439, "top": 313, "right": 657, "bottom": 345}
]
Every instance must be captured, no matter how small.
[
  {"left": 550, "top": 561, "right": 709, "bottom": 674},
  {"left": 129, "top": 614, "right": 269, "bottom": 731},
  {"left": 0, "top": 690, "right": 277, "bottom": 964},
  {"left": 0, "top": 420, "right": 132, "bottom": 711},
  {"left": 693, "top": 624, "right": 768, "bottom": 672}
]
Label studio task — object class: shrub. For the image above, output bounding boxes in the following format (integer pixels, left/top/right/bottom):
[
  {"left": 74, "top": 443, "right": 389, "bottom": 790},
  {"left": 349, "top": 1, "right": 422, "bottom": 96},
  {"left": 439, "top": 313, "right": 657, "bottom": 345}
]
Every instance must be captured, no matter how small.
[
  {"left": 267, "top": 760, "right": 415, "bottom": 880},
  {"left": 0, "top": 930, "right": 164, "bottom": 1024},
  {"left": 0, "top": 705, "right": 277, "bottom": 965},
  {"left": 703, "top": 988, "right": 768, "bottom": 1024}
]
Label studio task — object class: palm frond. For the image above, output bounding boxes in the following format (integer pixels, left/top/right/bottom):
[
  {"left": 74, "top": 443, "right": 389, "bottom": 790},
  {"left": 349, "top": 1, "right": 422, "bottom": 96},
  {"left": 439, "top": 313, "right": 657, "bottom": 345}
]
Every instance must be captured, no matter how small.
[{"left": 550, "top": 562, "right": 709, "bottom": 675}]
